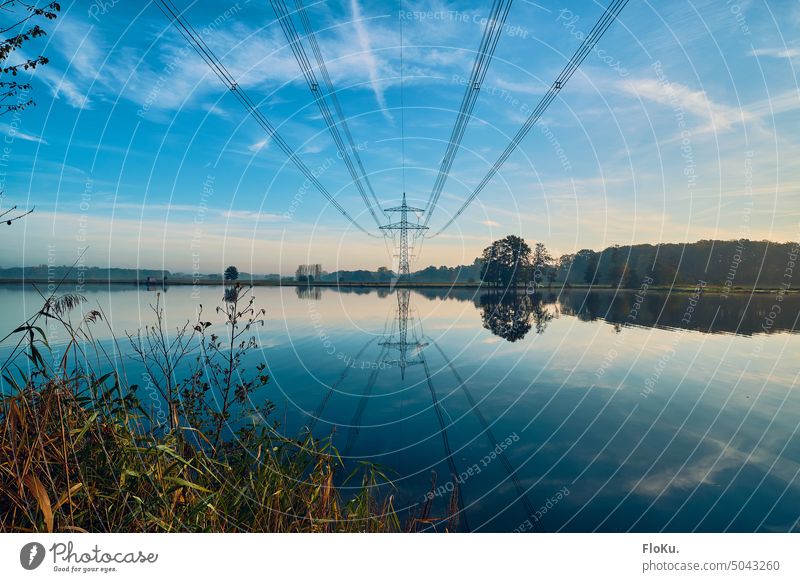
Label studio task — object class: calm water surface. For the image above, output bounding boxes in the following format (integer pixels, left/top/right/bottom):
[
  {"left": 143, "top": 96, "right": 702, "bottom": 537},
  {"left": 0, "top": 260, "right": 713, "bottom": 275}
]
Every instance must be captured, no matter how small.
[{"left": 2, "top": 283, "right": 799, "bottom": 532}]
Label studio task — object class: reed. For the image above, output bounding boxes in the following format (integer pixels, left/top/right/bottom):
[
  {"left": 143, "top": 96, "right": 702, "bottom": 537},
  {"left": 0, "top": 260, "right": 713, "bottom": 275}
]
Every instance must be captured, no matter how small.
[{"left": 0, "top": 285, "right": 399, "bottom": 533}]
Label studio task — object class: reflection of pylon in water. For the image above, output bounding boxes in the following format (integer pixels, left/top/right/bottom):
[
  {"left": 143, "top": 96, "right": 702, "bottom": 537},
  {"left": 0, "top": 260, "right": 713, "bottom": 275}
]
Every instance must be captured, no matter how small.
[
  {"left": 379, "top": 288, "right": 427, "bottom": 379},
  {"left": 377, "top": 289, "right": 467, "bottom": 530},
  {"left": 308, "top": 290, "right": 536, "bottom": 532},
  {"left": 380, "top": 193, "right": 428, "bottom": 277}
]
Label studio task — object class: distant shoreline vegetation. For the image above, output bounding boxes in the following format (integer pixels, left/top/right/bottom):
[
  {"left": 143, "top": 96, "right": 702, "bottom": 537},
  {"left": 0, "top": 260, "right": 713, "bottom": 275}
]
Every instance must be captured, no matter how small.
[{"left": 1, "top": 238, "right": 798, "bottom": 291}]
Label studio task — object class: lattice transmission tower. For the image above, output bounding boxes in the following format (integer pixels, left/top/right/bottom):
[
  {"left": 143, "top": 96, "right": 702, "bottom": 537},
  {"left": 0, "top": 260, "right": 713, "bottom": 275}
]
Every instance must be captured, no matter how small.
[{"left": 380, "top": 193, "right": 428, "bottom": 277}]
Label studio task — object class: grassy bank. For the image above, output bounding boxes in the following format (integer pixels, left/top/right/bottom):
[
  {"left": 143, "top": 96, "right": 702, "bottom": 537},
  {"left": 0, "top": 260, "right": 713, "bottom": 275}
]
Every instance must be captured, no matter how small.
[{"left": 0, "top": 286, "right": 400, "bottom": 533}]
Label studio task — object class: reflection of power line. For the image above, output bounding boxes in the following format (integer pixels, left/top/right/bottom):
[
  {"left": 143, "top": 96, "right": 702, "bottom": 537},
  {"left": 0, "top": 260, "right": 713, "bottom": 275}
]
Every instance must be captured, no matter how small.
[
  {"left": 419, "top": 351, "right": 469, "bottom": 533},
  {"left": 343, "top": 346, "right": 388, "bottom": 456},
  {"left": 343, "top": 289, "right": 469, "bottom": 530},
  {"left": 343, "top": 290, "right": 425, "bottom": 455},
  {"left": 428, "top": 338, "right": 537, "bottom": 522},
  {"left": 305, "top": 338, "right": 376, "bottom": 434},
  {"left": 312, "top": 290, "right": 532, "bottom": 532},
  {"left": 307, "top": 311, "right": 393, "bottom": 435}
]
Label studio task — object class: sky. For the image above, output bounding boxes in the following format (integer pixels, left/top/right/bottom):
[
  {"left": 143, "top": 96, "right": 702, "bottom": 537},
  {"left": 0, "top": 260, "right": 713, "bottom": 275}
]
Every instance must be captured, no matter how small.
[{"left": 1, "top": 0, "right": 799, "bottom": 275}]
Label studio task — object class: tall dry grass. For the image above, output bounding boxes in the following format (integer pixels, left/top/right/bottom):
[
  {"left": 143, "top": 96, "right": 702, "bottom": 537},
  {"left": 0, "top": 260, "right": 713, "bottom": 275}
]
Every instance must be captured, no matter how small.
[{"left": 0, "top": 285, "right": 399, "bottom": 532}]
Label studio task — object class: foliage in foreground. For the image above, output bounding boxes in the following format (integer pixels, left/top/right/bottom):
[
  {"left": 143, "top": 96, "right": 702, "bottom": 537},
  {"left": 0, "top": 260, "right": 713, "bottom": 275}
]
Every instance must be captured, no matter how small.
[{"left": 0, "top": 287, "right": 399, "bottom": 532}]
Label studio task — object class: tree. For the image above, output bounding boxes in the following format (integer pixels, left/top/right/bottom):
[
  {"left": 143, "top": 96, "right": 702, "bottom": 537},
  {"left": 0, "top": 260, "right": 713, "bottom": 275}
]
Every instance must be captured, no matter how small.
[
  {"left": 479, "top": 235, "right": 532, "bottom": 290},
  {"left": 1, "top": 191, "right": 33, "bottom": 225},
  {"left": 650, "top": 257, "right": 675, "bottom": 286},
  {"left": 557, "top": 254, "right": 572, "bottom": 285},
  {"left": 531, "top": 242, "right": 554, "bottom": 290},
  {"left": 1, "top": 1, "right": 61, "bottom": 115},
  {"left": 608, "top": 245, "right": 623, "bottom": 286},
  {"left": 623, "top": 265, "right": 639, "bottom": 288},
  {"left": 224, "top": 265, "right": 239, "bottom": 281},
  {"left": 1, "top": 2, "right": 60, "bottom": 225},
  {"left": 584, "top": 253, "right": 598, "bottom": 286},
  {"left": 546, "top": 262, "right": 559, "bottom": 286},
  {"left": 376, "top": 266, "right": 392, "bottom": 282},
  {"left": 295, "top": 264, "right": 321, "bottom": 283}
]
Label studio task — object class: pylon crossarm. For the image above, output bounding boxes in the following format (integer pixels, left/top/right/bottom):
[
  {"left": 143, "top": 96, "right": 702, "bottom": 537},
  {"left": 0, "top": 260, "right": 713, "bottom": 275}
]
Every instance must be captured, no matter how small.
[{"left": 380, "top": 223, "right": 429, "bottom": 230}]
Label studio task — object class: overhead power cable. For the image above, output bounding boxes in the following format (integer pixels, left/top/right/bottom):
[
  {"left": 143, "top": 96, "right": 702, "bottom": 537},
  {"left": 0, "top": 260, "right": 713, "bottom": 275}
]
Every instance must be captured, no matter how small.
[
  {"left": 399, "top": 0, "right": 407, "bottom": 192},
  {"left": 423, "top": 0, "right": 513, "bottom": 226},
  {"left": 152, "top": 0, "right": 377, "bottom": 237},
  {"left": 271, "top": 0, "right": 384, "bottom": 227},
  {"left": 294, "top": 0, "right": 386, "bottom": 219},
  {"left": 430, "top": 0, "right": 629, "bottom": 237}
]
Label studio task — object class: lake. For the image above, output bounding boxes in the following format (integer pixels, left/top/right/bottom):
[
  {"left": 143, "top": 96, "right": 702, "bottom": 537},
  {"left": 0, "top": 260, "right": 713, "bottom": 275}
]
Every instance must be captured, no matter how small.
[{"left": 2, "top": 283, "right": 799, "bottom": 532}]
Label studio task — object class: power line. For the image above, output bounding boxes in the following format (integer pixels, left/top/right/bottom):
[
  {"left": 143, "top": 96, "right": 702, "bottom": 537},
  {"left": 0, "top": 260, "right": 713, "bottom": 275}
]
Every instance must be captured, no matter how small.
[
  {"left": 430, "top": 0, "right": 629, "bottom": 237},
  {"left": 423, "top": 0, "right": 513, "bottom": 227},
  {"left": 399, "top": 0, "right": 407, "bottom": 192},
  {"left": 271, "top": 0, "right": 384, "bottom": 227},
  {"left": 294, "top": 0, "right": 386, "bottom": 218},
  {"left": 152, "top": 0, "right": 377, "bottom": 237}
]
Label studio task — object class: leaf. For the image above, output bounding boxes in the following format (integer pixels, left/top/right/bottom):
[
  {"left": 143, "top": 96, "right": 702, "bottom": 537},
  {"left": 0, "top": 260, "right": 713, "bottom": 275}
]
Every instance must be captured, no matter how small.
[
  {"left": 70, "top": 412, "right": 99, "bottom": 446},
  {"left": 119, "top": 469, "right": 141, "bottom": 488},
  {"left": 163, "top": 476, "right": 213, "bottom": 494},
  {"left": 95, "top": 371, "right": 116, "bottom": 386},
  {"left": 23, "top": 474, "right": 53, "bottom": 532},
  {"left": 53, "top": 483, "right": 83, "bottom": 511}
]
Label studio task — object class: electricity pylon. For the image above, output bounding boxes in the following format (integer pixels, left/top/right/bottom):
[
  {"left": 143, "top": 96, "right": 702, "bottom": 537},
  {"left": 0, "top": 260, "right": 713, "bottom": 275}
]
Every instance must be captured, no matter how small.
[{"left": 380, "top": 193, "right": 428, "bottom": 277}]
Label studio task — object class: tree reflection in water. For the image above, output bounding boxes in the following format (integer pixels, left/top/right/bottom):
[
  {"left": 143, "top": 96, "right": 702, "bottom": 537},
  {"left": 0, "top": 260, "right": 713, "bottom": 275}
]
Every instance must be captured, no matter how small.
[{"left": 479, "top": 291, "right": 555, "bottom": 342}]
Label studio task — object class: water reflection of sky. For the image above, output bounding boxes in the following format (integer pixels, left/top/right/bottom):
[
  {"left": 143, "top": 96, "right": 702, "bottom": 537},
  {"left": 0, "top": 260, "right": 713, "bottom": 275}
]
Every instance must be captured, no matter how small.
[{"left": 2, "top": 284, "right": 799, "bottom": 532}]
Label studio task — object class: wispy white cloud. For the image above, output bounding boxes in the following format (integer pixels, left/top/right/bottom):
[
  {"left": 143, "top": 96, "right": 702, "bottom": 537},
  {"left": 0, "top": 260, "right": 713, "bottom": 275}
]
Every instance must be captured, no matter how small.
[
  {"left": 621, "top": 77, "right": 749, "bottom": 135},
  {"left": 301, "top": 142, "right": 326, "bottom": 154},
  {"left": 34, "top": 66, "right": 92, "bottom": 110},
  {"left": 750, "top": 47, "right": 800, "bottom": 59},
  {"left": 222, "top": 210, "right": 287, "bottom": 222},
  {"left": 349, "top": 0, "right": 393, "bottom": 123},
  {"left": 31, "top": 19, "right": 103, "bottom": 110},
  {"left": 0, "top": 123, "right": 47, "bottom": 145},
  {"left": 93, "top": 201, "right": 288, "bottom": 223},
  {"left": 248, "top": 138, "right": 270, "bottom": 152},
  {"left": 744, "top": 89, "right": 800, "bottom": 118}
]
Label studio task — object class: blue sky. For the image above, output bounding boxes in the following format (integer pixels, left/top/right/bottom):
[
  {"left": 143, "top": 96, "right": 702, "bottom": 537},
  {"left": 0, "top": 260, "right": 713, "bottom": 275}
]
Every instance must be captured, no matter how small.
[{"left": 2, "top": 0, "right": 799, "bottom": 274}]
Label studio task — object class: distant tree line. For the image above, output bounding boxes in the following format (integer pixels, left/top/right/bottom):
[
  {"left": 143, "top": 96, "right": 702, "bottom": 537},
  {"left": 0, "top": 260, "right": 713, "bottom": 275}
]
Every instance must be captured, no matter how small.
[
  {"left": 295, "top": 264, "right": 322, "bottom": 283},
  {"left": 0, "top": 266, "right": 170, "bottom": 281},
  {"left": 231, "top": 238, "right": 800, "bottom": 289},
  {"left": 319, "top": 266, "right": 394, "bottom": 283},
  {"left": 554, "top": 239, "right": 799, "bottom": 289},
  {"left": 467, "top": 236, "right": 798, "bottom": 290},
  {"left": 10, "top": 238, "right": 796, "bottom": 289}
]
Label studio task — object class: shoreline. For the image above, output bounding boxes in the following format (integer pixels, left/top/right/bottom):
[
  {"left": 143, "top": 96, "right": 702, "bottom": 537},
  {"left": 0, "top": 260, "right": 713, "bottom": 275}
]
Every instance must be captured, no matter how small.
[{"left": 0, "top": 278, "right": 793, "bottom": 294}]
